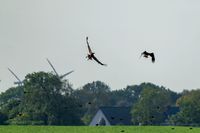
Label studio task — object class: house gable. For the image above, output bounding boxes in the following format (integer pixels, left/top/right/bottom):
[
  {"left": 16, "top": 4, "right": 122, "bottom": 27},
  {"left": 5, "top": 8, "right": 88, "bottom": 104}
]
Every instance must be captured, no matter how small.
[
  {"left": 89, "top": 110, "right": 111, "bottom": 126},
  {"left": 90, "top": 107, "right": 132, "bottom": 126}
]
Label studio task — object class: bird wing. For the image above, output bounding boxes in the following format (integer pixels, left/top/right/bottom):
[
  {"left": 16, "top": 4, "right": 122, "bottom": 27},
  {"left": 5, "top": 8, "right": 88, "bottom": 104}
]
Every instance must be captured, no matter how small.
[
  {"left": 86, "top": 37, "right": 93, "bottom": 54},
  {"left": 150, "top": 53, "right": 155, "bottom": 63},
  {"left": 140, "top": 51, "right": 146, "bottom": 58},
  {"left": 92, "top": 55, "right": 107, "bottom": 66},
  {"left": 140, "top": 52, "right": 144, "bottom": 58}
]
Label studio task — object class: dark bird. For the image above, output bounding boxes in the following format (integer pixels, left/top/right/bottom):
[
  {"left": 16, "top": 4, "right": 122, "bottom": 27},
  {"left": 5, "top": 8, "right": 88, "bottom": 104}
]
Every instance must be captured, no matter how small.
[
  {"left": 86, "top": 37, "right": 107, "bottom": 66},
  {"left": 24, "top": 91, "right": 31, "bottom": 94},
  {"left": 111, "top": 116, "right": 115, "bottom": 120},
  {"left": 18, "top": 113, "right": 23, "bottom": 117},
  {"left": 140, "top": 51, "right": 155, "bottom": 63},
  {"left": 119, "top": 118, "right": 123, "bottom": 121}
]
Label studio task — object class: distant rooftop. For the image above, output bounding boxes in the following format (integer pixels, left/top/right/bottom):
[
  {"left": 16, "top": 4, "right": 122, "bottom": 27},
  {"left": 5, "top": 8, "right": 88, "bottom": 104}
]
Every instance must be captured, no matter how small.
[{"left": 99, "top": 106, "right": 132, "bottom": 125}]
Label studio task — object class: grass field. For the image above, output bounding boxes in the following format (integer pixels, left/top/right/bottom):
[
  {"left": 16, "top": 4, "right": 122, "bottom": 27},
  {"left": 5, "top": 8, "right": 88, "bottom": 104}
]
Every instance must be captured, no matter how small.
[{"left": 0, "top": 126, "right": 199, "bottom": 133}]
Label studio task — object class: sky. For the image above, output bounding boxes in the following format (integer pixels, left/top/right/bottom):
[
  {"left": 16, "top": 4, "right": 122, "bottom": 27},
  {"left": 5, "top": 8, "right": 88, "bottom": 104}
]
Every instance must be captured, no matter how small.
[{"left": 0, "top": 0, "right": 200, "bottom": 93}]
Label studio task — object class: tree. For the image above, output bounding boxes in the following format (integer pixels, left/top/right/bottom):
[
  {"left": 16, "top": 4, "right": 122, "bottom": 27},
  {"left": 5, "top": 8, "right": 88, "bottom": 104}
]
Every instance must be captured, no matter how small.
[
  {"left": 73, "top": 81, "right": 111, "bottom": 125},
  {"left": 110, "top": 84, "right": 144, "bottom": 106},
  {"left": 169, "top": 89, "right": 200, "bottom": 126},
  {"left": 131, "top": 83, "right": 177, "bottom": 125},
  {"left": 8, "top": 71, "right": 82, "bottom": 125},
  {"left": 0, "top": 86, "right": 23, "bottom": 124},
  {"left": 0, "top": 86, "right": 23, "bottom": 106}
]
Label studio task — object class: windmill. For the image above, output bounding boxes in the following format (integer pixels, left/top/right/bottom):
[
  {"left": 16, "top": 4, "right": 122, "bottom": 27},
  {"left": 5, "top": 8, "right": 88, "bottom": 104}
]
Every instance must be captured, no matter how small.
[
  {"left": 46, "top": 58, "right": 74, "bottom": 79},
  {"left": 7, "top": 68, "right": 23, "bottom": 86}
]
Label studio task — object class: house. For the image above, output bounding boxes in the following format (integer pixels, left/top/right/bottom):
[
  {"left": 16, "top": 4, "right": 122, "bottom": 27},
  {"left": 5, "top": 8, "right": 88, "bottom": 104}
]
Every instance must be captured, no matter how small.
[{"left": 89, "top": 107, "right": 132, "bottom": 126}]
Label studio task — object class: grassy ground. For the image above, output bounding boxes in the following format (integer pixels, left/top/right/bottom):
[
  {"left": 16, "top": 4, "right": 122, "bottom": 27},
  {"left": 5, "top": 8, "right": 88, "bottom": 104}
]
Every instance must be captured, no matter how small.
[{"left": 0, "top": 126, "right": 199, "bottom": 133}]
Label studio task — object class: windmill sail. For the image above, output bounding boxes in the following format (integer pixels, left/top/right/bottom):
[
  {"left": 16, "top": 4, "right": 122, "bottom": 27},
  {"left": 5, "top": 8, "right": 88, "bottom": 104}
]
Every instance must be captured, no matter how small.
[
  {"left": 46, "top": 58, "right": 74, "bottom": 79},
  {"left": 8, "top": 68, "right": 23, "bottom": 86}
]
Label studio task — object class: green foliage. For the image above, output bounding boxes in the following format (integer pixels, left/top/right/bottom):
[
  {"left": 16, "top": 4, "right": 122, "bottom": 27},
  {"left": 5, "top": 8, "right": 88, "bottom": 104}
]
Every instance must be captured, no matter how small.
[
  {"left": 0, "top": 71, "right": 83, "bottom": 125},
  {"left": 131, "top": 83, "right": 179, "bottom": 125},
  {"left": 81, "top": 114, "right": 93, "bottom": 125},
  {"left": 169, "top": 89, "right": 200, "bottom": 126},
  {"left": 0, "top": 78, "right": 189, "bottom": 126},
  {"left": 0, "top": 86, "right": 23, "bottom": 105},
  {"left": 18, "top": 71, "right": 83, "bottom": 125},
  {"left": 0, "top": 98, "right": 21, "bottom": 125},
  {"left": 73, "top": 81, "right": 111, "bottom": 125},
  {"left": 0, "top": 86, "right": 24, "bottom": 123},
  {"left": 110, "top": 84, "right": 144, "bottom": 106}
]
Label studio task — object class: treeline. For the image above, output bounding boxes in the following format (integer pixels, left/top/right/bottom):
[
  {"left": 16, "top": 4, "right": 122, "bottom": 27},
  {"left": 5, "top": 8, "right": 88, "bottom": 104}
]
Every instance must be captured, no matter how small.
[{"left": 0, "top": 71, "right": 199, "bottom": 126}]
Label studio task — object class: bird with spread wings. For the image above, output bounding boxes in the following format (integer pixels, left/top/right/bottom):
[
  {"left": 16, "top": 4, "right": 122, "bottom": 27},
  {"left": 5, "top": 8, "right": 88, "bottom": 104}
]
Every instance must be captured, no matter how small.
[
  {"left": 86, "top": 37, "right": 107, "bottom": 66},
  {"left": 140, "top": 51, "right": 155, "bottom": 63}
]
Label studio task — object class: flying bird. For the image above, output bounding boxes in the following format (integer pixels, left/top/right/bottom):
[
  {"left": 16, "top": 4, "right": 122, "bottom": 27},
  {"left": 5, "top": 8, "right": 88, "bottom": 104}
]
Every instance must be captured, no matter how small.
[
  {"left": 140, "top": 51, "right": 155, "bottom": 63},
  {"left": 111, "top": 116, "right": 115, "bottom": 120},
  {"left": 86, "top": 37, "right": 107, "bottom": 66}
]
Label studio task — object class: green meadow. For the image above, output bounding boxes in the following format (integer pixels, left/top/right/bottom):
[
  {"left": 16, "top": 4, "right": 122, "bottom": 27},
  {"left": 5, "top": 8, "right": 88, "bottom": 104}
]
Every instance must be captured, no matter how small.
[{"left": 0, "top": 126, "right": 199, "bottom": 133}]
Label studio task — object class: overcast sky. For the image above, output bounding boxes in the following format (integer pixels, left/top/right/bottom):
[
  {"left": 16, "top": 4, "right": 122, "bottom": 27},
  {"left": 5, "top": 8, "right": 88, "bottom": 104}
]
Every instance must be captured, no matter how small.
[{"left": 0, "top": 0, "right": 200, "bottom": 92}]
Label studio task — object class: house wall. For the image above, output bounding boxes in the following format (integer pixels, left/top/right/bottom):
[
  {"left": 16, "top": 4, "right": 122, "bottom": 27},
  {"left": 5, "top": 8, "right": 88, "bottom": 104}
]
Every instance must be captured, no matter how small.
[{"left": 89, "top": 110, "right": 111, "bottom": 126}]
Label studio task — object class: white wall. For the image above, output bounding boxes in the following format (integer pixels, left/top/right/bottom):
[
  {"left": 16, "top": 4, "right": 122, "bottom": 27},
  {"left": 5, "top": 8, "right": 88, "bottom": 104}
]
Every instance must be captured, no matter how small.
[{"left": 89, "top": 110, "right": 110, "bottom": 126}]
